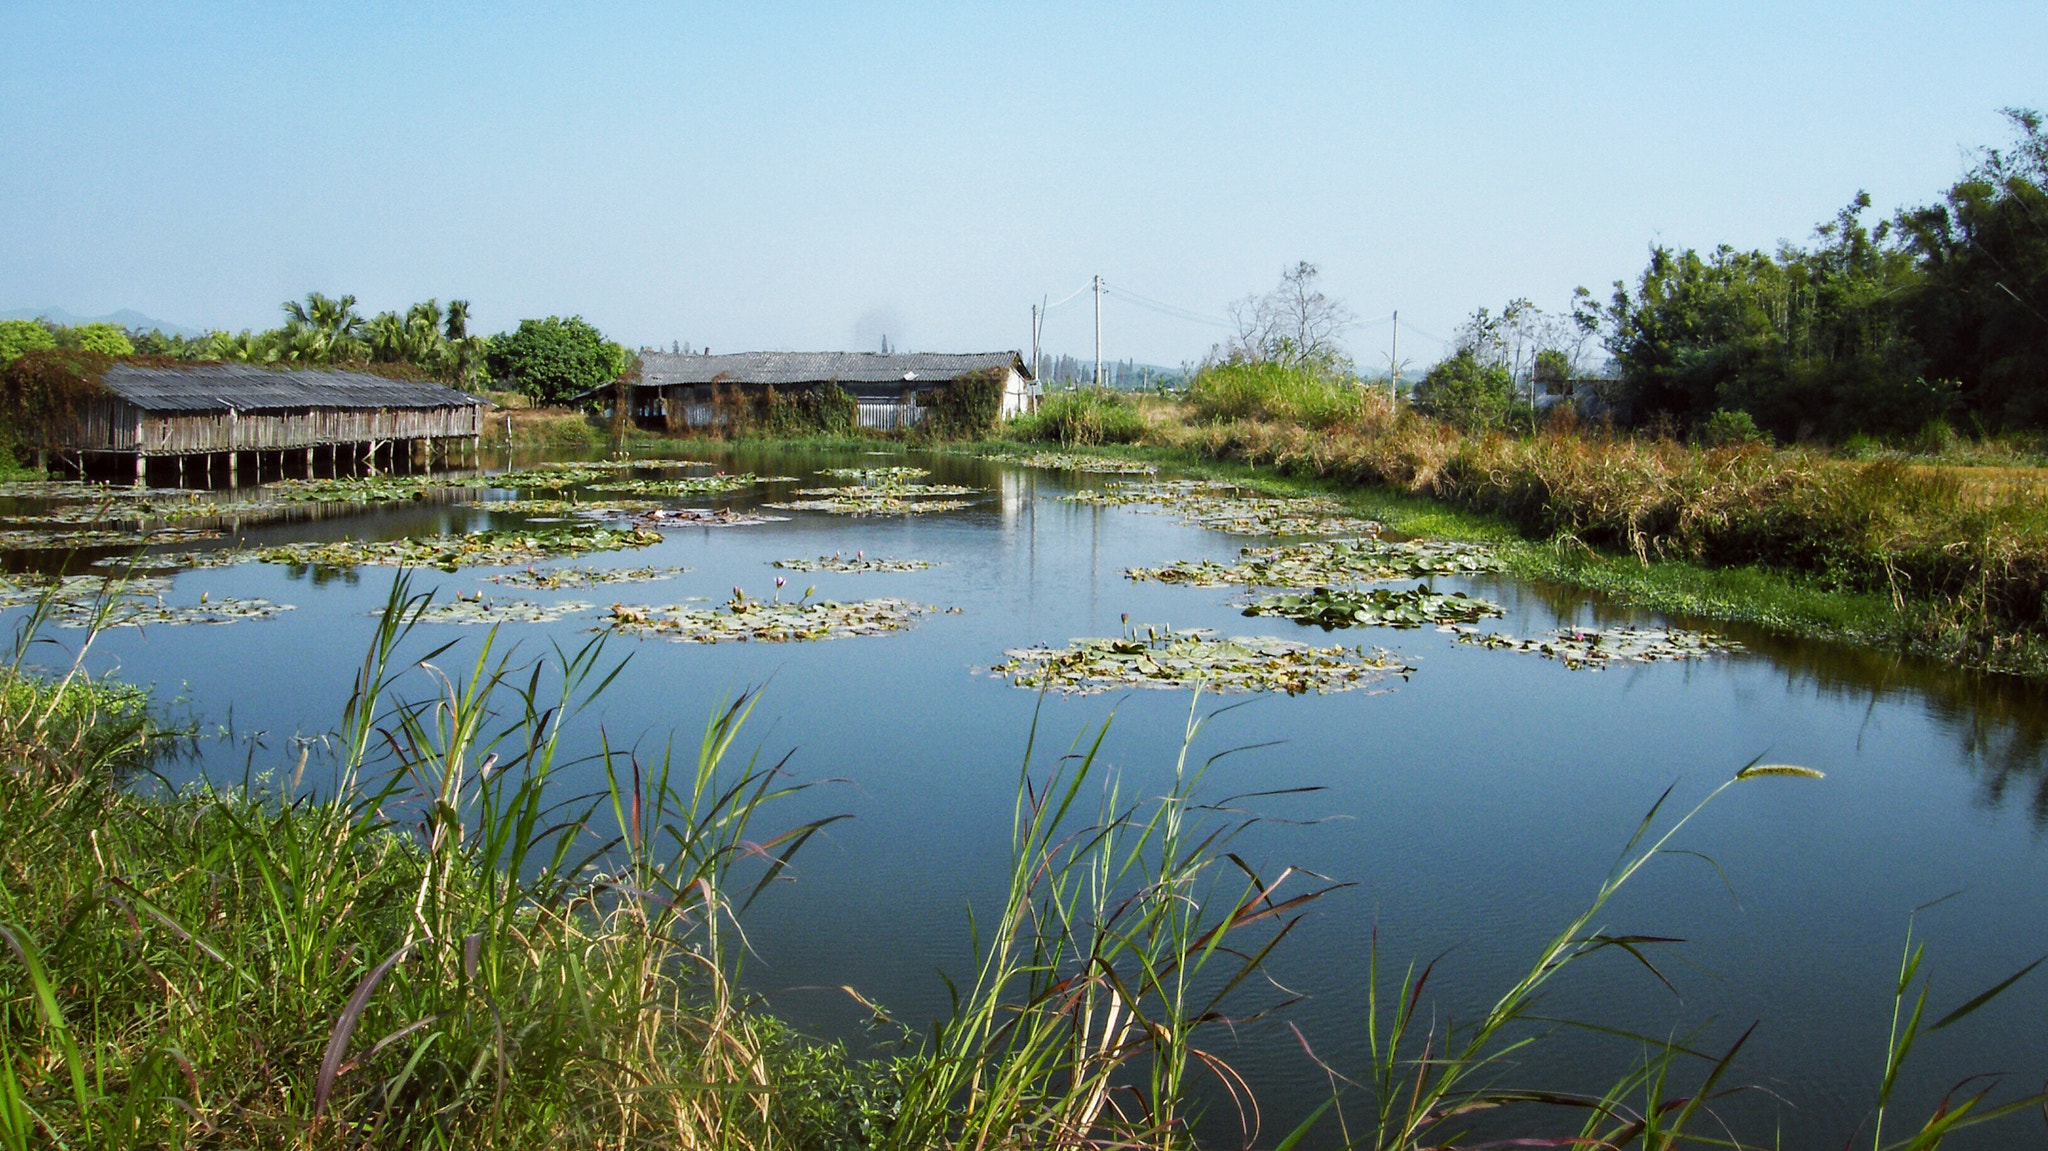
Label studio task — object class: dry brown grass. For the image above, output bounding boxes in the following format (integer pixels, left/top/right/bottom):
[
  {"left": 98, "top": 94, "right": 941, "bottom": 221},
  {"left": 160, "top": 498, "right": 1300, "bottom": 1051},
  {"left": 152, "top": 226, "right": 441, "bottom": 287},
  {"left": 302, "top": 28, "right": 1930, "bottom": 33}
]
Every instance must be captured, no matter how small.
[{"left": 1148, "top": 396, "right": 2048, "bottom": 671}]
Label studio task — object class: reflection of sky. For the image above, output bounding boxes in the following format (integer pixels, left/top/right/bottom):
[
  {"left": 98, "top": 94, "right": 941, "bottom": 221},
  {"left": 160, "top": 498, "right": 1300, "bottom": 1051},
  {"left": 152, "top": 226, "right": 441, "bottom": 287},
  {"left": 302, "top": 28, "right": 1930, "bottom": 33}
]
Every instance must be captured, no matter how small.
[{"left": 33, "top": 448, "right": 2048, "bottom": 1151}]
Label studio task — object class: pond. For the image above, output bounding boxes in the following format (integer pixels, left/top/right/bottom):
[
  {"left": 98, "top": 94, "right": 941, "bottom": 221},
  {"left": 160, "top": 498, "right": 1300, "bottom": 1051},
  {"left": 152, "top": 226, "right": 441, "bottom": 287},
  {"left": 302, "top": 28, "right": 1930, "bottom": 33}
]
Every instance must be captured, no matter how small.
[{"left": 7, "top": 445, "right": 2048, "bottom": 1148}]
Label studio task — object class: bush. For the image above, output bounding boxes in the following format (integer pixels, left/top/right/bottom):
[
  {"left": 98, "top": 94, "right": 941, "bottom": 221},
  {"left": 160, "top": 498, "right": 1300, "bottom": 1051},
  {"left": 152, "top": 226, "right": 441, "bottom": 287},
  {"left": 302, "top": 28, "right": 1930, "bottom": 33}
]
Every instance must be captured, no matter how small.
[
  {"left": 1413, "top": 351, "right": 1515, "bottom": 432},
  {"left": 1186, "top": 361, "right": 1363, "bottom": 428},
  {"left": 1699, "top": 408, "right": 1765, "bottom": 447},
  {"left": 67, "top": 322, "right": 135, "bottom": 357},
  {"left": 486, "top": 316, "right": 628, "bottom": 405},
  {"left": 1009, "top": 387, "right": 1145, "bottom": 446},
  {"left": 0, "top": 320, "right": 56, "bottom": 366},
  {"left": 759, "top": 384, "right": 857, "bottom": 436},
  {"left": 0, "top": 349, "right": 112, "bottom": 452}
]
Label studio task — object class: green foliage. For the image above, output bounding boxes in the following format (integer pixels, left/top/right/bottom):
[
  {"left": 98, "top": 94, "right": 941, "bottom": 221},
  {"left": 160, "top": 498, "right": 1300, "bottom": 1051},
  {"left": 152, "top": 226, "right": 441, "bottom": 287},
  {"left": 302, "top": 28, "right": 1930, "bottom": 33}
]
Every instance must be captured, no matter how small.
[
  {"left": 66, "top": 323, "right": 133, "bottom": 357},
  {"left": 1413, "top": 350, "right": 1514, "bottom": 432},
  {"left": 1607, "top": 111, "right": 2048, "bottom": 439},
  {"left": 917, "top": 368, "right": 1006, "bottom": 439},
  {"left": 758, "top": 384, "right": 857, "bottom": 436},
  {"left": 1186, "top": 360, "right": 1364, "bottom": 428},
  {"left": 0, "top": 321, "right": 55, "bottom": 367},
  {"left": 1699, "top": 408, "right": 1765, "bottom": 447},
  {"left": 1008, "top": 386, "right": 1145, "bottom": 445},
  {"left": 487, "top": 315, "right": 628, "bottom": 405}
]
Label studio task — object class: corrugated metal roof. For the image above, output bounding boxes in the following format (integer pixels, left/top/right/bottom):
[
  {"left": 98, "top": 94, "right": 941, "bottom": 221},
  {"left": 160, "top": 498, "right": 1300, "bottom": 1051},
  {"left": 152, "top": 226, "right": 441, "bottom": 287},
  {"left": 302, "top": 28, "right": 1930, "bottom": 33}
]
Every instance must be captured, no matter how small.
[
  {"left": 100, "top": 364, "right": 490, "bottom": 413},
  {"left": 637, "top": 351, "right": 1028, "bottom": 389}
]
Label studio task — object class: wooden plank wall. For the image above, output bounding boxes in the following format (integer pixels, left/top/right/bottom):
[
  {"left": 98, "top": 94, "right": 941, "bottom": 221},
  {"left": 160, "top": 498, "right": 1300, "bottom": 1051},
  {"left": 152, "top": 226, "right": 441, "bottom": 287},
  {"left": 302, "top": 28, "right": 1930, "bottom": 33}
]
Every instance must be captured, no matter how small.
[{"left": 76, "top": 401, "right": 487, "bottom": 454}]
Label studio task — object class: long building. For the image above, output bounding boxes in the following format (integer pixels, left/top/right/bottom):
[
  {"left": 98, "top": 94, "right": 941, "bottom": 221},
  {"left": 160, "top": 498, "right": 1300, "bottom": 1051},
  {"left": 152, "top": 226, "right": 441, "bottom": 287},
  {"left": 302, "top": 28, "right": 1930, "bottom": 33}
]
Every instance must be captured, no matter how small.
[
  {"left": 622, "top": 350, "right": 1037, "bottom": 431},
  {"left": 55, "top": 362, "right": 491, "bottom": 483}
]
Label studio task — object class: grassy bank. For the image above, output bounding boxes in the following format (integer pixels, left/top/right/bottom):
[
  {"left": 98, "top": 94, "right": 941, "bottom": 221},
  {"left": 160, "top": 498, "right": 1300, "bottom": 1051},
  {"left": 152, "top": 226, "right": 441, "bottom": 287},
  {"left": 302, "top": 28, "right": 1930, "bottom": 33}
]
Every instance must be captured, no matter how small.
[{"left": 972, "top": 372, "right": 2048, "bottom": 678}]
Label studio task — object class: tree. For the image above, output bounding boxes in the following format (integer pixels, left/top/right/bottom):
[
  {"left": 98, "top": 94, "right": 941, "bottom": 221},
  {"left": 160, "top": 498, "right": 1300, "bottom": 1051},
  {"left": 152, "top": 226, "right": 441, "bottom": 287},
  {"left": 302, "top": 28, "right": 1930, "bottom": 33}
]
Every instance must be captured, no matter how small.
[
  {"left": 1896, "top": 108, "right": 2048, "bottom": 428},
  {"left": 0, "top": 320, "right": 56, "bottom": 366},
  {"left": 279, "top": 292, "right": 367, "bottom": 363},
  {"left": 486, "top": 316, "right": 628, "bottom": 404},
  {"left": 70, "top": 323, "right": 134, "bottom": 357},
  {"left": 1413, "top": 350, "right": 1514, "bottom": 432},
  {"left": 1223, "top": 261, "right": 1357, "bottom": 372}
]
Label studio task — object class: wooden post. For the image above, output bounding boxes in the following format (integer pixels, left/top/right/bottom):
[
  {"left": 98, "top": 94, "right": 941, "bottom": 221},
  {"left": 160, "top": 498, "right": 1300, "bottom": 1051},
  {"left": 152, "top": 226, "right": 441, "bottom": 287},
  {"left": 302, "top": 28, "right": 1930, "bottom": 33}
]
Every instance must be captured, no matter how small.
[
  {"left": 228, "top": 451, "right": 238, "bottom": 486},
  {"left": 304, "top": 447, "right": 314, "bottom": 477},
  {"left": 134, "top": 453, "right": 145, "bottom": 487}
]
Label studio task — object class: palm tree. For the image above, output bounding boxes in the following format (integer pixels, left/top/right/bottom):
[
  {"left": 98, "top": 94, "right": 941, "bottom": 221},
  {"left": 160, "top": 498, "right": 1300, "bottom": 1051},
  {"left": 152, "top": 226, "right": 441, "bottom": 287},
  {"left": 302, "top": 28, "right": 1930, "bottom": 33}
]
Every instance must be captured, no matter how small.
[{"left": 281, "top": 292, "right": 366, "bottom": 363}]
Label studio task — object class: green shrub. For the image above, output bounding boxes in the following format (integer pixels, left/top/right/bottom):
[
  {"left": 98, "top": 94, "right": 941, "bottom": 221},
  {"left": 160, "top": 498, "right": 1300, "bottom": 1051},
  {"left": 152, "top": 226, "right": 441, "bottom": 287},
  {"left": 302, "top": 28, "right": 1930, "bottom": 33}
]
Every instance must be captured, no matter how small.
[
  {"left": 1010, "top": 387, "right": 1145, "bottom": 445},
  {"left": 1413, "top": 351, "right": 1514, "bottom": 432},
  {"left": 0, "top": 320, "right": 56, "bottom": 366},
  {"left": 67, "top": 322, "right": 135, "bottom": 357},
  {"left": 1699, "top": 408, "right": 1765, "bottom": 447},
  {"left": 1186, "top": 360, "right": 1363, "bottom": 428}
]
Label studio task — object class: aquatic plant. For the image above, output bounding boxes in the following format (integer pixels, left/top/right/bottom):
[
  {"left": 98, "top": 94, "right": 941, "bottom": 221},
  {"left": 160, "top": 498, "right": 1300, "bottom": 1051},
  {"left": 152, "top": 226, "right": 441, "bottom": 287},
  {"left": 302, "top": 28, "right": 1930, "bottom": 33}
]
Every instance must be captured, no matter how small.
[
  {"left": 0, "top": 526, "right": 221, "bottom": 549},
  {"left": 72, "top": 597, "right": 295, "bottom": 628},
  {"left": 819, "top": 466, "right": 930, "bottom": 482},
  {"left": 1130, "top": 538, "right": 1505, "bottom": 587},
  {"left": 256, "top": 525, "right": 664, "bottom": 571},
  {"left": 404, "top": 596, "right": 596, "bottom": 624},
  {"left": 589, "top": 473, "right": 793, "bottom": 497},
  {"left": 991, "top": 624, "right": 1412, "bottom": 695},
  {"left": 632, "top": 507, "right": 788, "bottom": 527},
  {"left": 483, "top": 565, "right": 691, "bottom": 590},
  {"left": 606, "top": 587, "right": 933, "bottom": 643},
  {"left": 772, "top": 553, "right": 932, "bottom": 573},
  {"left": 1451, "top": 623, "right": 1741, "bottom": 669},
  {"left": 269, "top": 475, "right": 457, "bottom": 504},
  {"left": 766, "top": 488, "right": 977, "bottom": 516},
  {"left": 1243, "top": 584, "right": 1503, "bottom": 630},
  {"left": 1064, "top": 480, "right": 1381, "bottom": 536},
  {"left": 464, "top": 496, "right": 665, "bottom": 515},
  {"left": 89, "top": 548, "right": 253, "bottom": 571},
  {"left": 986, "top": 449, "right": 1158, "bottom": 474}
]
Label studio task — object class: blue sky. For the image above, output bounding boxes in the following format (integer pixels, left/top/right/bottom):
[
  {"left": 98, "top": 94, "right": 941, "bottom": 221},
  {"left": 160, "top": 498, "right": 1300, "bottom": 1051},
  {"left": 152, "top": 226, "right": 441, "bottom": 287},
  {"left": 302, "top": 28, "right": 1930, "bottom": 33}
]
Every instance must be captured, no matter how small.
[{"left": 2, "top": 3, "right": 2042, "bottom": 367}]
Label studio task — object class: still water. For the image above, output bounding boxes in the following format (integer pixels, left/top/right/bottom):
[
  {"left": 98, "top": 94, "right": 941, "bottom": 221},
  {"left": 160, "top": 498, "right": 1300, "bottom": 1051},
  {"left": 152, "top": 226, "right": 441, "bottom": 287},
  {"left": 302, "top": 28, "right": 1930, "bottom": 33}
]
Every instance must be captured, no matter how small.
[{"left": 13, "top": 446, "right": 2048, "bottom": 1148}]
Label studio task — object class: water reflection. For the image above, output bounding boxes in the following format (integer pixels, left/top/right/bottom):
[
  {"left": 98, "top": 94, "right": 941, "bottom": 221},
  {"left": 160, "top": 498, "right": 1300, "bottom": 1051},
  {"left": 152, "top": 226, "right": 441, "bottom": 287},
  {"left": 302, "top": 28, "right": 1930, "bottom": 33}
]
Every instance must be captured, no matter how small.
[{"left": 1513, "top": 575, "right": 2048, "bottom": 826}]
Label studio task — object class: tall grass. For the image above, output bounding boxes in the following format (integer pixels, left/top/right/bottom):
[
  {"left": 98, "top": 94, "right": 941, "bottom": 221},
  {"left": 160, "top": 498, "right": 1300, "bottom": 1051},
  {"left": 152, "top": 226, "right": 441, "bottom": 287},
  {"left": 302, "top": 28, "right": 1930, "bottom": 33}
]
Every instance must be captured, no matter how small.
[
  {"left": 0, "top": 573, "right": 835, "bottom": 1148},
  {"left": 1009, "top": 387, "right": 1147, "bottom": 446},
  {"left": 1185, "top": 362, "right": 1368, "bottom": 430},
  {"left": 1158, "top": 408, "right": 2048, "bottom": 675}
]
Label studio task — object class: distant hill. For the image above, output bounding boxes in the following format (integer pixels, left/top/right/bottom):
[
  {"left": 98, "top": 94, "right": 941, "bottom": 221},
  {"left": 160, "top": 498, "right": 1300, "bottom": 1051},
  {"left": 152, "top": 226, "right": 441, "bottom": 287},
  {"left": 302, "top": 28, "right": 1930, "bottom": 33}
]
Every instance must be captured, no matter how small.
[{"left": 0, "top": 307, "right": 203, "bottom": 337}]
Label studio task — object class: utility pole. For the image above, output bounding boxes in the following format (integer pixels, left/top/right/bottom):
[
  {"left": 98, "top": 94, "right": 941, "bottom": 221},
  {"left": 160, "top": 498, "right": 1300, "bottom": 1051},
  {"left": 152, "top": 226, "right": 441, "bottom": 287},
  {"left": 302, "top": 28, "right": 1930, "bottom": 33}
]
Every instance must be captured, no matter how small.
[
  {"left": 1031, "top": 302, "right": 1041, "bottom": 387},
  {"left": 1389, "top": 310, "right": 1400, "bottom": 402},
  {"left": 1093, "top": 275, "right": 1103, "bottom": 388}
]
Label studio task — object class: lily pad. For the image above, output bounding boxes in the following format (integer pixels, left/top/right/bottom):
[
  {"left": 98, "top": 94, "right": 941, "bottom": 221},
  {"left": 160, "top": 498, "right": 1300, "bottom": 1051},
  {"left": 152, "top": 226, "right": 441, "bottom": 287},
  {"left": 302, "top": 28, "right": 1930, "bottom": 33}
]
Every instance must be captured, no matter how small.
[
  {"left": 0, "top": 527, "right": 222, "bottom": 550},
  {"left": 1064, "top": 481, "right": 1380, "bottom": 537},
  {"left": 990, "top": 626, "right": 1411, "bottom": 696},
  {"left": 72, "top": 597, "right": 295, "bottom": 628},
  {"left": 405, "top": 597, "right": 597, "bottom": 625},
  {"left": 632, "top": 508, "right": 789, "bottom": 528},
  {"left": 1131, "top": 539, "right": 1505, "bottom": 587},
  {"left": 1243, "top": 584, "right": 1503, "bottom": 630},
  {"left": 986, "top": 451, "right": 1158, "bottom": 475},
  {"left": 1449, "top": 624, "right": 1741, "bottom": 670},
  {"left": 255, "top": 526, "right": 664, "bottom": 571},
  {"left": 820, "top": 466, "right": 930, "bottom": 482},
  {"left": 772, "top": 554, "right": 933, "bottom": 573},
  {"left": 90, "top": 549, "right": 254, "bottom": 572},
  {"left": 606, "top": 589, "right": 932, "bottom": 644},
  {"left": 588, "top": 473, "right": 793, "bottom": 497},
  {"left": 464, "top": 497, "right": 665, "bottom": 516},
  {"left": 483, "top": 565, "right": 691, "bottom": 590},
  {"left": 0, "top": 573, "right": 174, "bottom": 611},
  {"left": 269, "top": 476, "right": 458, "bottom": 504}
]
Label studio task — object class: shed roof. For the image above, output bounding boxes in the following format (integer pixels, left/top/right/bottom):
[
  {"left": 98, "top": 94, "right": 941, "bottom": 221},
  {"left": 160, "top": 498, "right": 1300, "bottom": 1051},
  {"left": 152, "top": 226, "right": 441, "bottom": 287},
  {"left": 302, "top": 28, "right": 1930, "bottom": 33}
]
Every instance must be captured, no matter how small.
[
  {"left": 636, "top": 351, "right": 1028, "bottom": 389},
  {"left": 100, "top": 364, "right": 490, "bottom": 413}
]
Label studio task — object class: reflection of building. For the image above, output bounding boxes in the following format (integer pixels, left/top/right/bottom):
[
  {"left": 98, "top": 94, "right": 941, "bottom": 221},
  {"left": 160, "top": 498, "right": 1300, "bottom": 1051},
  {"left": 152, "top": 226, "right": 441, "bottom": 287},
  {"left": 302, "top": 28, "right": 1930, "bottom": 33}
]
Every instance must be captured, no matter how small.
[
  {"left": 618, "top": 351, "right": 1037, "bottom": 431},
  {"left": 54, "top": 363, "right": 490, "bottom": 484},
  {"left": 1535, "top": 376, "right": 1630, "bottom": 422}
]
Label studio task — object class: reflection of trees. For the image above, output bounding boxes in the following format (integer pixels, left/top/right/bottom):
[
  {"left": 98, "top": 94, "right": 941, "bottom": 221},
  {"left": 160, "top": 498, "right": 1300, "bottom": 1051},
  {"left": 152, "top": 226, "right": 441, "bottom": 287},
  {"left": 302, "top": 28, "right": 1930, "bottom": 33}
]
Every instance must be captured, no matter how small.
[{"left": 1504, "top": 575, "right": 2048, "bottom": 828}]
